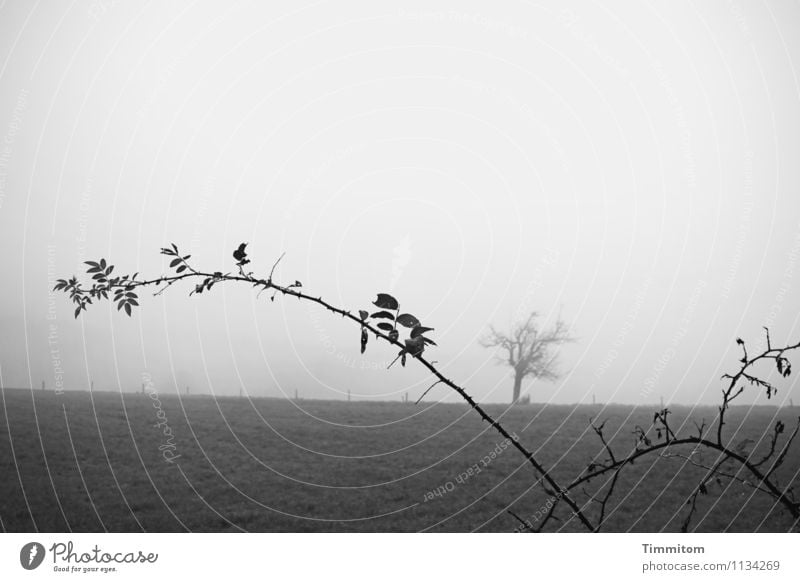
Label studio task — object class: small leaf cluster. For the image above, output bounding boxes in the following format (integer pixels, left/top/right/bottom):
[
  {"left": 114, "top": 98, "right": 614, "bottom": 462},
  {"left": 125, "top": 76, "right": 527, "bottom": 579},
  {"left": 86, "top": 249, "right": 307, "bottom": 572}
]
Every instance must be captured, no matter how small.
[
  {"left": 160, "top": 243, "right": 193, "bottom": 274},
  {"left": 232, "top": 243, "right": 250, "bottom": 267},
  {"left": 358, "top": 292, "right": 436, "bottom": 365},
  {"left": 54, "top": 258, "right": 140, "bottom": 317}
]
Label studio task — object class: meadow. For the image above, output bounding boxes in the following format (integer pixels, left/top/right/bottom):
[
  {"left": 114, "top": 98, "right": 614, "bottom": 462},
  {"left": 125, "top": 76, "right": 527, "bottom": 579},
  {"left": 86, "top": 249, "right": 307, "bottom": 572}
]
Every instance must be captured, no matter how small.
[{"left": 1, "top": 388, "right": 797, "bottom": 532}]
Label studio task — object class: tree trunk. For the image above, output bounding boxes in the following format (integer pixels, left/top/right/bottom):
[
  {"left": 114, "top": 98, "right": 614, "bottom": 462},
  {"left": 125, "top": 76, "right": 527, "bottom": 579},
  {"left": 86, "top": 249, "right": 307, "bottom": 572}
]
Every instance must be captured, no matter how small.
[{"left": 512, "top": 372, "right": 523, "bottom": 404}]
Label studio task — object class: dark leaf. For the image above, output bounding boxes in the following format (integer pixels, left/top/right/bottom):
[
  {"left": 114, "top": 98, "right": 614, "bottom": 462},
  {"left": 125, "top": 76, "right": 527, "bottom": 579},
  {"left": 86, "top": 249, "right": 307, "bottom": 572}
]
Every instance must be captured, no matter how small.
[
  {"left": 396, "top": 313, "right": 420, "bottom": 328},
  {"left": 100, "top": 258, "right": 107, "bottom": 270},
  {"left": 411, "top": 325, "right": 434, "bottom": 338},
  {"left": 373, "top": 293, "right": 399, "bottom": 310},
  {"left": 176, "top": 265, "right": 187, "bottom": 273},
  {"left": 74, "top": 306, "right": 81, "bottom": 318},
  {"left": 422, "top": 337, "right": 437, "bottom": 346},
  {"left": 401, "top": 352, "right": 407, "bottom": 367},
  {"left": 233, "top": 242, "right": 248, "bottom": 264},
  {"left": 388, "top": 329, "right": 399, "bottom": 343},
  {"left": 360, "top": 328, "right": 368, "bottom": 354},
  {"left": 370, "top": 311, "right": 395, "bottom": 320},
  {"left": 170, "top": 258, "right": 182, "bottom": 268},
  {"left": 124, "top": 303, "right": 132, "bottom": 316},
  {"left": 358, "top": 310, "right": 369, "bottom": 321},
  {"left": 376, "top": 322, "right": 394, "bottom": 332},
  {"left": 405, "top": 336, "right": 425, "bottom": 356}
]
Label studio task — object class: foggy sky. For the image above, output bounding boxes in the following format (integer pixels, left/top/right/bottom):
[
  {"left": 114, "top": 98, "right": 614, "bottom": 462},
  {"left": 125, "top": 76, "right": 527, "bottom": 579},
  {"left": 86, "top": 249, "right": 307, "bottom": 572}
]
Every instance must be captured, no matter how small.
[{"left": 1, "top": 1, "right": 799, "bottom": 406}]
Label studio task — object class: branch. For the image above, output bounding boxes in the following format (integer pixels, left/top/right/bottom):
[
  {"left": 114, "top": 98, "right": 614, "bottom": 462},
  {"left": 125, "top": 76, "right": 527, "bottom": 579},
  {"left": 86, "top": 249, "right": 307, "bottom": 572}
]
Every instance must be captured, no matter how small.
[
  {"left": 415, "top": 380, "right": 442, "bottom": 405},
  {"left": 56, "top": 244, "right": 598, "bottom": 532}
]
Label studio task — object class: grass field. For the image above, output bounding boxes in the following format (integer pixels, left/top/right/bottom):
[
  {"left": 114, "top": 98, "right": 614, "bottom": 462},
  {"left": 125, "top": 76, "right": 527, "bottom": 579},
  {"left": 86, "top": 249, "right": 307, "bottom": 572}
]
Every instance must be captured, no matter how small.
[{"left": 0, "top": 388, "right": 797, "bottom": 532}]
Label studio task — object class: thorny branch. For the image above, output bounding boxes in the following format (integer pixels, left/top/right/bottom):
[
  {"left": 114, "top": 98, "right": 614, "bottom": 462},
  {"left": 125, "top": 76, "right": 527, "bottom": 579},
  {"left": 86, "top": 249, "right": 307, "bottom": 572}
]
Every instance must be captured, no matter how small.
[
  {"left": 55, "top": 247, "right": 800, "bottom": 532},
  {"left": 514, "top": 329, "right": 800, "bottom": 532},
  {"left": 55, "top": 243, "right": 597, "bottom": 532}
]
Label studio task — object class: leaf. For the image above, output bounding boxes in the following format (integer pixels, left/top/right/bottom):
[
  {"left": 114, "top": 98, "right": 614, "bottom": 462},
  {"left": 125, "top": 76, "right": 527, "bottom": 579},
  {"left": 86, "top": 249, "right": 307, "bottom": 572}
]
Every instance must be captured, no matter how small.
[
  {"left": 422, "top": 337, "right": 437, "bottom": 346},
  {"left": 411, "top": 325, "right": 434, "bottom": 338},
  {"left": 376, "top": 322, "right": 394, "bottom": 332},
  {"left": 170, "top": 258, "right": 182, "bottom": 268},
  {"left": 233, "top": 242, "right": 249, "bottom": 264},
  {"left": 124, "top": 303, "right": 132, "bottom": 316},
  {"left": 370, "top": 311, "right": 395, "bottom": 320},
  {"left": 74, "top": 306, "right": 81, "bottom": 318},
  {"left": 404, "top": 336, "right": 425, "bottom": 356},
  {"left": 360, "top": 328, "right": 368, "bottom": 354},
  {"left": 396, "top": 313, "right": 420, "bottom": 328},
  {"left": 388, "top": 329, "right": 399, "bottom": 343},
  {"left": 176, "top": 265, "right": 187, "bottom": 273},
  {"left": 373, "top": 293, "right": 398, "bottom": 310},
  {"left": 358, "top": 310, "right": 369, "bottom": 321},
  {"left": 100, "top": 258, "right": 107, "bottom": 270}
]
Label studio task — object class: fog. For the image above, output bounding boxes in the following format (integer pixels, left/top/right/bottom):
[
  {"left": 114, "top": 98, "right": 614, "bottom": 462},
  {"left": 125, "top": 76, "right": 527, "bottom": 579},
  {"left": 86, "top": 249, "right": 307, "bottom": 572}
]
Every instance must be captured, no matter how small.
[{"left": 1, "top": 1, "right": 799, "bottom": 405}]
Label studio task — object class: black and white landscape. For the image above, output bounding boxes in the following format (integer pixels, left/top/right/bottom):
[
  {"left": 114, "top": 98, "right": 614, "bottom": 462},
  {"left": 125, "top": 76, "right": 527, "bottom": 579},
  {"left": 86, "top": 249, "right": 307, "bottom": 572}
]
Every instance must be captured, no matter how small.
[{"left": 0, "top": 1, "right": 799, "bottom": 533}]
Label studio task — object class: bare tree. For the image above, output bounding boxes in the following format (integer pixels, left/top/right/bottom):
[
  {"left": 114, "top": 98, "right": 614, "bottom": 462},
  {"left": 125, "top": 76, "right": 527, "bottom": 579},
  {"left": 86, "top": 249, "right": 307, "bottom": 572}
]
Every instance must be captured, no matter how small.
[{"left": 480, "top": 312, "right": 574, "bottom": 404}]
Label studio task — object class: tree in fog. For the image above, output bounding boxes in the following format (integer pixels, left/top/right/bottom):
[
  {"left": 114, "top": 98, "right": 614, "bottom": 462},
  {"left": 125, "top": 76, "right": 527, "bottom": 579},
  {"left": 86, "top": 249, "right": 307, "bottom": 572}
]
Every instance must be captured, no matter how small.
[{"left": 481, "top": 312, "right": 573, "bottom": 404}]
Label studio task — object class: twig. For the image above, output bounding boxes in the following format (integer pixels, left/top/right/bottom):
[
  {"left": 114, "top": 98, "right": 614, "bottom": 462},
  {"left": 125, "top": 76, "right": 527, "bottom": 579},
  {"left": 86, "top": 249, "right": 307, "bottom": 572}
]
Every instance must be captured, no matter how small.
[{"left": 415, "top": 380, "right": 442, "bottom": 405}]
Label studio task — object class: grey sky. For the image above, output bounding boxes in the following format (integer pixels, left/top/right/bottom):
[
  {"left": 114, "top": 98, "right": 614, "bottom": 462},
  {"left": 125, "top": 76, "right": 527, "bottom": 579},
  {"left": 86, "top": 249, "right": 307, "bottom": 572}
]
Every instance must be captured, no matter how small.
[{"left": 1, "top": 1, "right": 799, "bottom": 405}]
